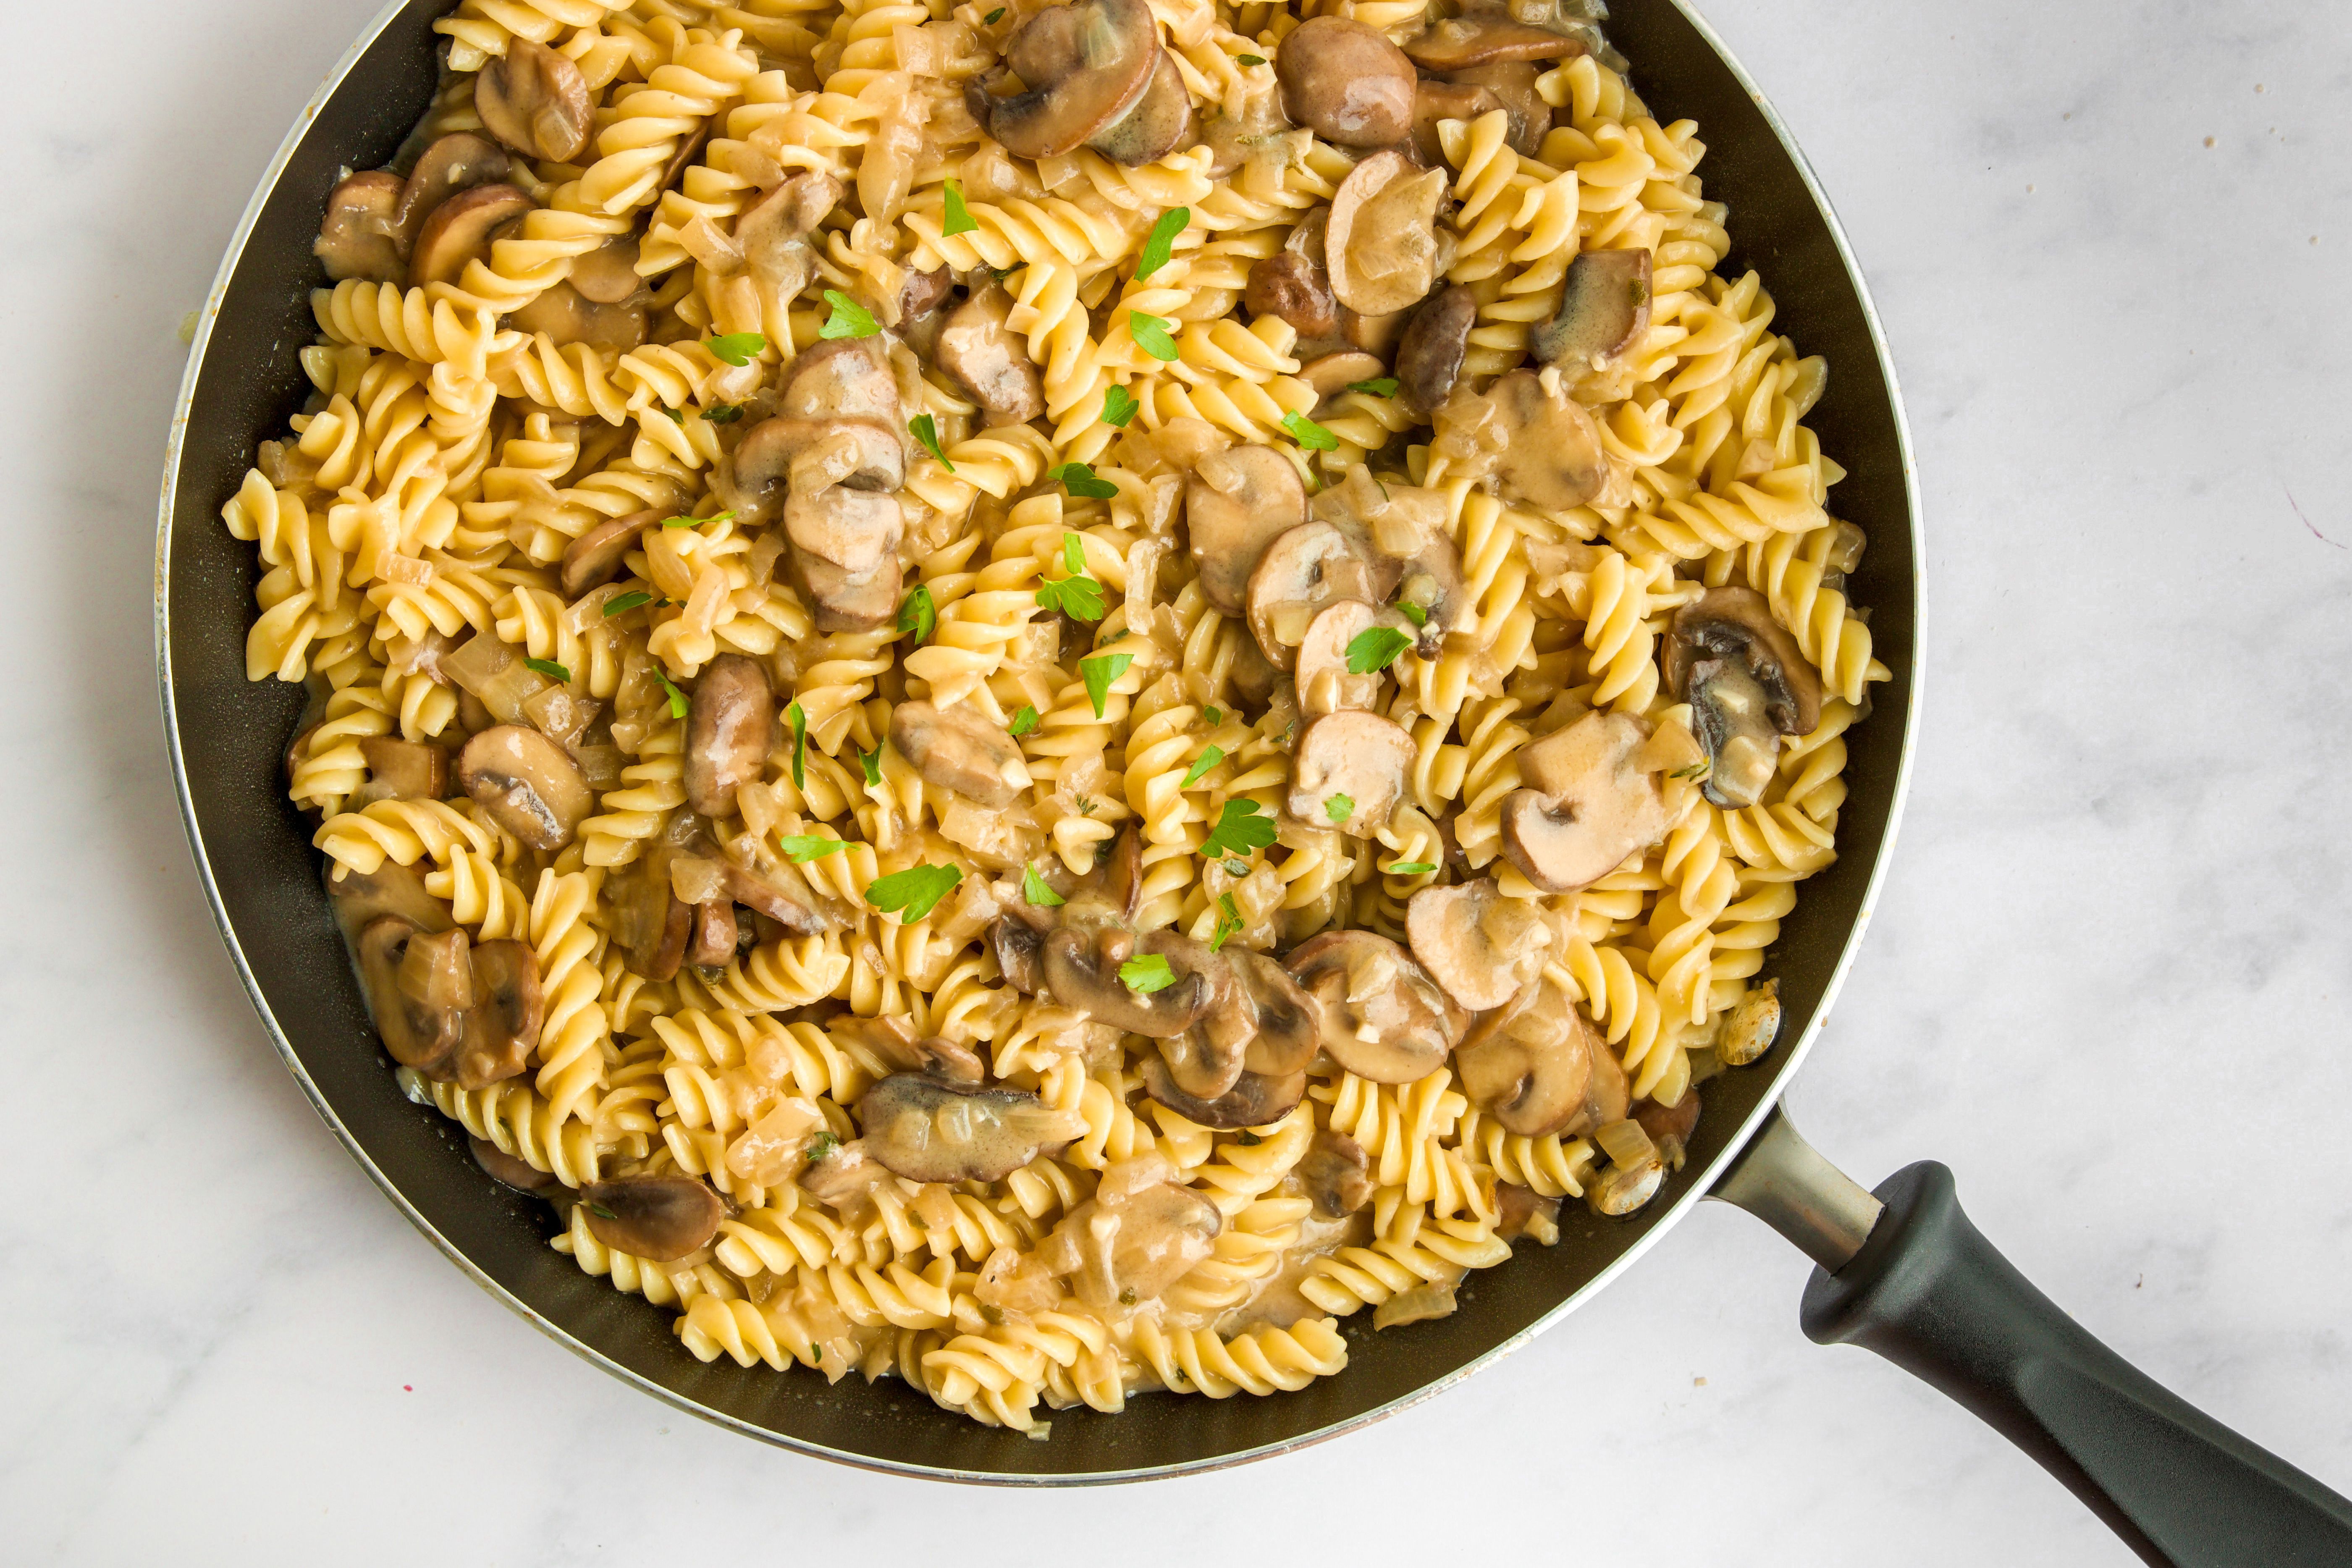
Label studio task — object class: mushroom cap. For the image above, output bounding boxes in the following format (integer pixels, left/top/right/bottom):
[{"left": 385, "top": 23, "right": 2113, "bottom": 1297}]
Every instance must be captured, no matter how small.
[
  {"left": 1285, "top": 929, "right": 1464, "bottom": 1083},
  {"left": 1187, "top": 444, "right": 1308, "bottom": 615},
  {"left": 453, "top": 937, "right": 543, "bottom": 1090},
  {"left": 1245, "top": 519, "right": 1401, "bottom": 670},
  {"left": 1293, "top": 600, "right": 1383, "bottom": 718},
  {"left": 408, "top": 181, "right": 532, "bottom": 288},
  {"left": 1152, "top": 933, "right": 1306, "bottom": 1099},
  {"left": 682, "top": 897, "right": 738, "bottom": 968},
  {"left": 1446, "top": 61, "right": 1549, "bottom": 155},
  {"left": 1137, "top": 1058, "right": 1308, "bottom": 1130},
  {"left": 314, "top": 171, "right": 406, "bottom": 283},
  {"left": 1090, "top": 50, "right": 1193, "bottom": 165},
  {"left": 683, "top": 653, "right": 775, "bottom": 818},
  {"left": 392, "top": 133, "right": 515, "bottom": 252},
  {"left": 356, "top": 918, "right": 472, "bottom": 1074},
  {"left": 567, "top": 234, "right": 642, "bottom": 304},
  {"left": 1286, "top": 709, "right": 1414, "bottom": 836},
  {"left": 1532, "top": 247, "right": 1653, "bottom": 370},
  {"left": 1298, "top": 1127, "right": 1373, "bottom": 1217},
  {"left": 1717, "top": 978, "right": 1781, "bottom": 1067},
  {"left": 1044, "top": 1165, "right": 1227, "bottom": 1307},
  {"left": 790, "top": 547, "right": 904, "bottom": 632},
  {"left": 1042, "top": 926, "right": 1209, "bottom": 1038},
  {"left": 936, "top": 285, "right": 1046, "bottom": 424},
  {"left": 1405, "top": 877, "right": 1552, "bottom": 1013},
  {"left": 1231, "top": 949, "right": 1322, "bottom": 1075},
  {"left": 1662, "top": 586, "right": 1822, "bottom": 737},
  {"left": 988, "top": 0, "right": 1162, "bottom": 158},
  {"left": 1244, "top": 250, "right": 1339, "bottom": 341},
  {"left": 1275, "top": 17, "right": 1418, "bottom": 148},
  {"left": 1394, "top": 284, "right": 1477, "bottom": 417},
  {"left": 469, "top": 1135, "right": 557, "bottom": 1193},
  {"left": 457, "top": 724, "right": 594, "bottom": 851},
  {"left": 357, "top": 735, "right": 448, "bottom": 804},
  {"left": 1324, "top": 150, "right": 1445, "bottom": 317},
  {"left": 858, "top": 1073, "right": 1084, "bottom": 1183},
  {"left": 1455, "top": 978, "right": 1626, "bottom": 1138},
  {"left": 474, "top": 37, "right": 593, "bottom": 162},
  {"left": 888, "top": 699, "right": 1032, "bottom": 808},
  {"left": 558, "top": 508, "right": 659, "bottom": 597},
  {"left": 1499, "top": 710, "right": 1672, "bottom": 893},
  {"left": 507, "top": 280, "right": 648, "bottom": 354},
  {"left": 737, "top": 172, "right": 841, "bottom": 295},
  {"left": 784, "top": 483, "right": 904, "bottom": 575},
  {"left": 577, "top": 1176, "right": 726, "bottom": 1262},
  {"left": 779, "top": 337, "right": 901, "bottom": 425},
  {"left": 739, "top": 415, "right": 907, "bottom": 509},
  {"left": 325, "top": 859, "right": 454, "bottom": 947},
  {"left": 1587, "top": 1154, "right": 1666, "bottom": 1217},
  {"left": 1404, "top": 14, "right": 1589, "bottom": 71},
  {"left": 991, "top": 915, "right": 1047, "bottom": 994}
]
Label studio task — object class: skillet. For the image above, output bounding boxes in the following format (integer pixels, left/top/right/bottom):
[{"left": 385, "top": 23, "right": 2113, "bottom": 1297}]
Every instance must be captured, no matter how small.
[{"left": 154, "top": 0, "right": 2352, "bottom": 1556}]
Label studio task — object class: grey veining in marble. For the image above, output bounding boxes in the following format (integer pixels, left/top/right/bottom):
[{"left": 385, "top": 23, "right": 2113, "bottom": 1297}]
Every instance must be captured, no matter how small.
[{"left": 4, "top": 0, "right": 2349, "bottom": 1562}]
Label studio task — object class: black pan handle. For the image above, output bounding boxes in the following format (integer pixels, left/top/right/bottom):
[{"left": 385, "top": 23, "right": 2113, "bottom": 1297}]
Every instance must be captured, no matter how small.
[{"left": 1713, "top": 1108, "right": 2352, "bottom": 1567}]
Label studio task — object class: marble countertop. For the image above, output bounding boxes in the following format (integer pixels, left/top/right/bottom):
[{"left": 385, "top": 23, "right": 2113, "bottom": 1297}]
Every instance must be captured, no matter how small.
[{"left": 7, "top": 0, "right": 2348, "bottom": 1560}]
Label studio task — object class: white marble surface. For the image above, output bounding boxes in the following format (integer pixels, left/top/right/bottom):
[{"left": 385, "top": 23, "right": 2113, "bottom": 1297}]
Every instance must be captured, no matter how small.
[{"left": 6, "top": 0, "right": 2349, "bottom": 1560}]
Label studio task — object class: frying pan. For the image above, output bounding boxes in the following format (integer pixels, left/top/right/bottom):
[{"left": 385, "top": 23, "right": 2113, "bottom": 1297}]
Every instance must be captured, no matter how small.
[{"left": 154, "top": 0, "right": 2352, "bottom": 1557}]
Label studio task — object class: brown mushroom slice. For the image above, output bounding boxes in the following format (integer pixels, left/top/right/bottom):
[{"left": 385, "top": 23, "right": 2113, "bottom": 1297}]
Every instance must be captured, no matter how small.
[
  {"left": 1404, "top": 14, "right": 1588, "bottom": 71},
  {"left": 1187, "top": 444, "right": 1308, "bottom": 615},
  {"left": 1324, "top": 150, "right": 1445, "bottom": 317},
  {"left": 1090, "top": 50, "right": 1192, "bottom": 165},
  {"left": 1244, "top": 250, "right": 1338, "bottom": 341},
  {"left": 475, "top": 37, "right": 593, "bottom": 163},
  {"left": 1395, "top": 284, "right": 1476, "bottom": 417},
  {"left": 1300, "top": 351, "right": 1387, "bottom": 402},
  {"left": 991, "top": 914, "right": 1048, "bottom": 994},
  {"left": 611, "top": 846, "right": 692, "bottom": 981},
  {"left": 683, "top": 653, "right": 775, "bottom": 818},
  {"left": 507, "top": 281, "right": 648, "bottom": 354},
  {"left": 737, "top": 415, "right": 906, "bottom": 508},
  {"left": 1287, "top": 710, "right": 1413, "bottom": 835},
  {"left": 859, "top": 1074, "right": 1084, "bottom": 1183},
  {"left": 469, "top": 1135, "right": 558, "bottom": 1193},
  {"left": 1662, "top": 587, "right": 1824, "bottom": 810},
  {"left": 1285, "top": 929, "right": 1464, "bottom": 1083},
  {"left": 392, "top": 134, "right": 514, "bottom": 251},
  {"left": 356, "top": 918, "right": 472, "bottom": 1075},
  {"left": 568, "top": 235, "right": 642, "bottom": 304},
  {"left": 409, "top": 182, "right": 533, "bottom": 288},
  {"left": 1717, "top": 978, "right": 1781, "bottom": 1067},
  {"left": 988, "top": 0, "right": 1161, "bottom": 159},
  {"left": 721, "top": 853, "right": 834, "bottom": 935},
  {"left": 1495, "top": 1181, "right": 1561, "bottom": 1243},
  {"left": 1531, "top": 247, "right": 1652, "bottom": 370},
  {"left": 355, "top": 736, "right": 447, "bottom": 803},
  {"left": 1138, "top": 1058, "right": 1308, "bottom": 1130},
  {"left": 559, "top": 508, "right": 659, "bottom": 597},
  {"left": 935, "top": 285, "right": 1045, "bottom": 425},
  {"left": 453, "top": 938, "right": 543, "bottom": 1090},
  {"left": 1244, "top": 520, "right": 1400, "bottom": 670},
  {"left": 1392, "top": 529, "right": 1468, "bottom": 658},
  {"left": 1042, "top": 1166, "right": 1227, "bottom": 1307},
  {"left": 1275, "top": 17, "right": 1417, "bottom": 149},
  {"left": 1410, "top": 79, "right": 1508, "bottom": 166},
  {"left": 1405, "top": 877, "right": 1552, "bottom": 1012},
  {"left": 1148, "top": 932, "right": 1255, "bottom": 1099},
  {"left": 1042, "top": 926, "right": 1208, "bottom": 1038},
  {"left": 889, "top": 700, "right": 1031, "bottom": 809},
  {"left": 1229, "top": 950, "right": 1320, "bottom": 1075},
  {"left": 682, "top": 899, "right": 739, "bottom": 968},
  {"left": 1298, "top": 1128, "right": 1373, "bottom": 1217},
  {"left": 577, "top": 1176, "right": 725, "bottom": 1262},
  {"left": 1587, "top": 1154, "right": 1666, "bottom": 1217},
  {"left": 315, "top": 171, "right": 406, "bottom": 283},
  {"left": 325, "top": 859, "right": 454, "bottom": 946},
  {"left": 780, "top": 337, "right": 901, "bottom": 424},
  {"left": 458, "top": 724, "right": 594, "bottom": 851},
  {"left": 792, "top": 549, "right": 904, "bottom": 633},
  {"left": 1455, "top": 978, "right": 1626, "bottom": 1138},
  {"left": 1447, "top": 62, "right": 1550, "bottom": 155},
  {"left": 736, "top": 171, "right": 842, "bottom": 298},
  {"left": 897, "top": 265, "right": 956, "bottom": 359},
  {"left": 1500, "top": 710, "right": 1673, "bottom": 893},
  {"left": 784, "top": 486, "right": 902, "bottom": 579},
  {"left": 1634, "top": 1084, "right": 1701, "bottom": 1168},
  {"left": 1293, "top": 600, "right": 1382, "bottom": 718},
  {"left": 1057, "top": 822, "right": 1144, "bottom": 929}
]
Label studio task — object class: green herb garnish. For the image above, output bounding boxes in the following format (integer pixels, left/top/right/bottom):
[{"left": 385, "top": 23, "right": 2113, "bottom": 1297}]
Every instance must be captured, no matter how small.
[
  {"left": 1210, "top": 892, "right": 1242, "bottom": 952},
  {"left": 1345, "top": 625, "right": 1413, "bottom": 674},
  {"left": 858, "top": 742, "right": 884, "bottom": 786},
  {"left": 909, "top": 412, "right": 954, "bottom": 471},
  {"left": 524, "top": 656, "right": 571, "bottom": 683},
  {"left": 1348, "top": 377, "right": 1400, "bottom": 398},
  {"left": 1135, "top": 207, "right": 1189, "bottom": 281},
  {"left": 1324, "top": 793, "right": 1355, "bottom": 823},
  {"left": 787, "top": 699, "right": 808, "bottom": 788},
  {"left": 1235, "top": 52, "right": 1266, "bottom": 66},
  {"left": 1036, "top": 532, "right": 1106, "bottom": 621},
  {"left": 1120, "top": 953, "right": 1176, "bottom": 993},
  {"left": 897, "top": 582, "right": 936, "bottom": 643},
  {"left": 589, "top": 1202, "right": 618, "bottom": 1219},
  {"left": 865, "top": 861, "right": 964, "bottom": 923},
  {"left": 1201, "top": 797, "right": 1276, "bottom": 860},
  {"left": 1100, "top": 384, "right": 1139, "bottom": 428},
  {"left": 704, "top": 402, "right": 744, "bottom": 425},
  {"left": 941, "top": 179, "right": 978, "bottom": 237},
  {"left": 1075, "top": 794, "right": 1097, "bottom": 815},
  {"left": 1224, "top": 857, "right": 1250, "bottom": 878},
  {"left": 1119, "top": 1287, "right": 1137, "bottom": 1306},
  {"left": 984, "top": 5, "right": 1004, "bottom": 19},
  {"left": 1384, "top": 860, "right": 1436, "bottom": 876},
  {"left": 806, "top": 1131, "right": 838, "bottom": 1162},
  {"left": 777, "top": 834, "right": 851, "bottom": 864},
  {"left": 1237, "top": 1130, "right": 1264, "bottom": 1146},
  {"left": 1009, "top": 704, "right": 1040, "bottom": 737},
  {"left": 1669, "top": 760, "right": 1710, "bottom": 780},
  {"left": 1023, "top": 863, "right": 1065, "bottom": 907},
  {"left": 1182, "top": 745, "right": 1224, "bottom": 789},
  {"left": 704, "top": 331, "right": 767, "bottom": 365},
  {"left": 1048, "top": 461, "right": 1120, "bottom": 500},
  {"left": 1396, "top": 598, "right": 1427, "bottom": 627},
  {"left": 1127, "top": 310, "right": 1178, "bottom": 361},
  {"left": 979, "top": 1302, "right": 1005, "bottom": 1325},
  {"left": 1079, "top": 651, "right": 1131, "bottom": 717},
  {"left": 648, "top": 665, "right": 688, "bottom": 718},
  {"left": 1282, "top": 409, "right": 1338, "bottom": 451},
  {"left": 819, "top": 289, "right": 879, "bottom": 339},
  {"left": 603, "top": 590, "right": 653, "bottom": 617},
  {"left": 661, "top": 509, "right": 738, "bottom": 529},
  {"left": 658, "top": 406, "right": 684, "bottom": 423}
]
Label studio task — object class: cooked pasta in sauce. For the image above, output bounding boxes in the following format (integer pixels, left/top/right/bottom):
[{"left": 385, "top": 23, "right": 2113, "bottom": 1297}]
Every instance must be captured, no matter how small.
[{"left": 226, "top": 0, "right": 1887, "bottom": 1431}]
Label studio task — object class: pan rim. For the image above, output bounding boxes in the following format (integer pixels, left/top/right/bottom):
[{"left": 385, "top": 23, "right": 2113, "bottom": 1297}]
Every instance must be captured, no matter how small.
[{"left": 155, "top": 0, "right": 1922, "bottom": 1485}]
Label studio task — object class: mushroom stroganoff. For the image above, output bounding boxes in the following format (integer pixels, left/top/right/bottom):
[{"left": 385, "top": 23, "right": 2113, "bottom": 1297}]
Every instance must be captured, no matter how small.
[{"left": 228, "top": 0, "right": 1886, "bottom": 1431}]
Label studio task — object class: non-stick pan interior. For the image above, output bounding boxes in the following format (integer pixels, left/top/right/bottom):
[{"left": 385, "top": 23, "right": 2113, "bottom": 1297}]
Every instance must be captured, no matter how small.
[{"left": 160, "top": 0, "right": 1917, "bottom": 1481}]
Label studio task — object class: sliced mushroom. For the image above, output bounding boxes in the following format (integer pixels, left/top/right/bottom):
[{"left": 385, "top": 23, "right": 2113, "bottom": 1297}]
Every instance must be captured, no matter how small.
[
  {"left": 859, "top": 1074, "right": 1084, "bottom": 1183},
  {"left": 1187, "top": 444, "right": 1308, "bottom": 615},
  {"left": 1432, "top": 368, "right": 1607, "bottom": 511},
  {"left": 1410, "top": 78, "right": 1508, "bottom": 166},
  {"left": 1287, "top": 709, "right": 1413, "bottom": 835},
  {"left": 1230, "top": 949, "right": 1320, "bottom": 1074},
  {"left": 784, "top": 485, "right": 903, "bottom": 577},
  {"left": 325, "top": 859, "right": 454, "bottom": 947},
  {"left": 1405, "top": 877, "right": 1552, "bottom": 1012},
  {"left": 314, "top": 171, "right": 405, "bottom": 283},
  {"left": 577, "top": 1175, "right": 725, "bottom": 1262},
  {"left": 453, "top": 938, "right": 543, "bottom": 1090},
  {"left": 1091, "top": 50, "right": 1192, "bottom": 165},
  {"left": 1043, "top": 926, "right": 1208, "bottom": 1038},
  {"left": 1285, "top": 929, "right": 1464, "bottom": 1083},
  {"left": 475, "top": 37, "right": 593, "bottom": 163},
  {"left": 1587, "top": 1154, "right": 1665, "bottom": 1217},
  {"left": 1275, "top": 17, "right": 1417, "bottom": 149},
  {"left": 736, "top": 171, "right": 842, "bottom": 299},
  {"left": 1717, "top": 978, "right": 1781, "bottom": 1067},
  {"left": 1394, "top": 284, "right": 1475, "bottom": 417},
  {"left": 1324, "top": 150, "right": 1445, "bottom": 317},
  {"left": 469, "top": 1135, "right": 557, "bottom": 1193},
  {"left": 1634, "top": 1084, "right": 1701, "bottom": 1168},
  {"left": 356, "top": 918, "right": 472, "bottom": 1075},
  {"left": 1064, "top": 822, "right": 1144, "bottom": 928},
  {"left": 792, "top": 550, "right": 904, "bottom": 634},
  {"left": 936, "top": 284, "right": 1045, "bottom": 425},
  {"left": 393, "top": 134, "right": 514, "bottom": 249},
  {"left": 1245, "top": 520, "right": 1401, "bottom": 669},
  {"left": 720, "top": 850, "right": 834, "bottom": 935},
  {"left": 1293, "top": 600, "right": 1382, "bottom": 717},
  {"left": 1495, "top": 1181, "right": 1561, "bottom": 1243},
  {"left": 1042, "top": 1163, "right": 1226, "bottom": 1307},
  {"left": 907, "top": 1035, "right": 986, "bottom": 1083},
  {"left": 1499, "top": 710, "right": 1673, "bottom": 893},
  {"left": 559, "top": 509, "right": 658, "bottom": 596},
  {"left": 1298, "top": 1128, "right": 1372, "bottom": 1218},
  {"left": 1447, "top": 62, "right": 1550, "bottom": 156},
  {"left": 992, "top": 915, "right": 1048, "bottom": 994},
  {"left": 611, "top": 844, "right": 692, "bottom": 981},
  {"left": 568, "top": 235, "right": 642, "bottom": 304},
  {"left": 897, "top": 265, "right": 955, "bottom": 359},
  {"left": 1244, "top": 250, "right": 1338, "bottom": 341},
  {"left": 683, "top": 654, "right": 774, "bottom": 818},
  {"left": 779, "top": 337, "right": 901, "bottom": 425},
  {"left": 354, "top": 736, "right": 446, "bottom": 804},
  {"left": 1137, "top": 1059, "right": 1307, "bottom": 1130},
  {"left": 738, "top": 414, "right": 906, "bottom": 503},
  {"left": 682, "top": 898, "right": 739, "bottom": 968},
  {"left": 1456, "top": 978, "right": 1626, "bottom": 1138},
  {"left": 1157, "top": 973, "right": 1250, "bottom": 1101},
  {"left": 1663, "top": 587, "right": 1823, "bottom": 810},
  {"left": 889, "top": 699, "right": 1032, "bottom": 808},
  {"left": 1404, "top": 13, "right": 1588, "bottom": 71},
  {"left": 1299, "top": 350, "right": 1387, "bottom": 402},
  {"left": 988, "top": 0, "right": 1161, "bottom": 159},
  {"left": 1531, "top": 247, "right": 1652, "bottom": 370},
  {"left": 409, "top": 182, "right": 533, "bottom": 288},
  {"left": 457, "top": 724, "right": 594, "bottom": 851},
  {"left": 507, "top": 280, "right": 648, "bottom": 354},
  {"left": 1391, "top": 530, "right": 1468, "bottom": 657}
]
